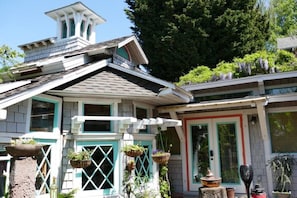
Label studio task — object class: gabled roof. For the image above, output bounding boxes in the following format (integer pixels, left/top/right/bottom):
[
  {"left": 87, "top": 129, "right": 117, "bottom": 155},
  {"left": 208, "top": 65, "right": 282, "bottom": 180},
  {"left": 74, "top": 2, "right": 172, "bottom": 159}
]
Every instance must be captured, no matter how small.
[
  {"left": 0, "top": 61, "right": 192, "bottom": 109},
  {"left": 0, "top": 34, "right": 192, "bottom": 109}
]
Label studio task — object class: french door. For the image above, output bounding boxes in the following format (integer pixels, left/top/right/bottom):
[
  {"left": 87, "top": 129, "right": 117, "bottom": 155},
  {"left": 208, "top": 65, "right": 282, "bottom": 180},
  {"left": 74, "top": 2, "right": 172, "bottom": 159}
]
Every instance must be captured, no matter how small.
[{"left": 187, "top": 116, "right": 246, "bottom": 192}]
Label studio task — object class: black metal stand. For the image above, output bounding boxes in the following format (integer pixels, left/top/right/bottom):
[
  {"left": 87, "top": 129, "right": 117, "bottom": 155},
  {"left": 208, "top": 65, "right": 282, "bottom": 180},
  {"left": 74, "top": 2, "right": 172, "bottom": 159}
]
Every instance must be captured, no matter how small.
[{"left": 239, "top": 164, "right": 253, "bottom": 198}]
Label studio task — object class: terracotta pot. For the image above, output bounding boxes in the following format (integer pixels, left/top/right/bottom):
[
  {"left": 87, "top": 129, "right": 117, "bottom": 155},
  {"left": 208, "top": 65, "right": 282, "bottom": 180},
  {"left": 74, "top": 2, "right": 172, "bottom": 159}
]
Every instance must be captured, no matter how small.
[
  {"left": 5, "top": 145, "right": 42, "bottom": 157},
  {"left": 226, "top": 188, "right": 235, "bottom": 198}
]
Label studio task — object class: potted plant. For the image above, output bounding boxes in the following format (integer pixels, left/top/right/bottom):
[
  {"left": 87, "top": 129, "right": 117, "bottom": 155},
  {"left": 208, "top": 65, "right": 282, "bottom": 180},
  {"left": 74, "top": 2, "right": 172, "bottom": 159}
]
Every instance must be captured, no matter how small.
[
  {"left": 121, "top": 144, "right": 146, "bottom": 157},
  {"left": 152, "top": 149, "right": 171, "bottom": 165},
  {"left": 67, "top": 149, "right": 92, "bottom": 168},
  {"left": 267, "top": 154, "right": 296, "bottom": 198},
  {"left": 5, "top": 138, "right": 42, "bottom": 157}
]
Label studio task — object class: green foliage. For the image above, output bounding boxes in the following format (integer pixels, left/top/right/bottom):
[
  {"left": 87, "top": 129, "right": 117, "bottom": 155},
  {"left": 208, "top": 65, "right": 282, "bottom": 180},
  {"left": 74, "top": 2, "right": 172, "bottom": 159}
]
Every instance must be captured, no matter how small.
[
  {"left": 58, "top": 189, "right": 77, "bottom": 198},
  {"left": 177, "top": 50, "right": 297, "bottom": 85},
  {"left": 268, "top": 0, "right": 297, "bottom": 49},
  {"left": 0, "top": 45, "right": 24, "bottom": 83},
  {"left": 121, "top": 144, "right": 146, "bottom": 152},
  {"left": 176, "top": 66, "right": 213, "bottom": 86},
  {"left": 274, "top": 50, "right": 297, "bottom": 72},
  {"left": 267, "top": 154, "right": 296, "bottom": 192},
  {"left": 125, "top": 0, "right": 270, "bottom": 82},
  {"left": 159, "top": 166, "right": 170, "bottom": 198},
  {"left": 67, "top": 149, "right": 92, "bottom": 161},
  {"left": 11, "top": 138, "right": 37, "bottom": 145}
]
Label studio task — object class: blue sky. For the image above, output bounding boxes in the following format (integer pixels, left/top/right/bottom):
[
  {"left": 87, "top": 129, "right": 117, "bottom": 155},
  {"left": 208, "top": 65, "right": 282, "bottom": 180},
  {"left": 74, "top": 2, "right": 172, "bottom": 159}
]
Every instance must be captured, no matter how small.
[{"left": 0, "top": 0, "right": 133, "bottom": 53}]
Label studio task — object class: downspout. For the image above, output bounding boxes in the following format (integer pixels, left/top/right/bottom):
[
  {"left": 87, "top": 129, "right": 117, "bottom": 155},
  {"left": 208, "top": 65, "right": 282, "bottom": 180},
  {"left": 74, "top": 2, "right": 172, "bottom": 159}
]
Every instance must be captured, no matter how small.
[
  {"left": 255, "top": 99, "right": 272, "bottom": 194},
  {"left": 168, "top": 111, "right": 188, "bottom": 192}
]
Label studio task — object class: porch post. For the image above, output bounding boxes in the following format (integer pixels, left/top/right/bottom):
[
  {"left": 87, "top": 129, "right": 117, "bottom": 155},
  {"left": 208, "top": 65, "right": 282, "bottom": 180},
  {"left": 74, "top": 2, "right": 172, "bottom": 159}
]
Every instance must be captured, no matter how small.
[
  {"left": 9, "top": 157, "right": 36, "bottom": 198},
  {"left": 256, "top": 100, "right": 273, "bottom": 194},
  {"left": 168, "top": 111, "right": 188, "bottom": 191}
]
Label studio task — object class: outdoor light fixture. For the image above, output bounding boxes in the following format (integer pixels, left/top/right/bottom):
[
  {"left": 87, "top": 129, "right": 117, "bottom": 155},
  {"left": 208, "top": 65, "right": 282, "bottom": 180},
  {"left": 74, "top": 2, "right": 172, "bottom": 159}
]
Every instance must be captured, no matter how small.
[{"left": 250, "top": 116, "right": 257, "bottom": 125}]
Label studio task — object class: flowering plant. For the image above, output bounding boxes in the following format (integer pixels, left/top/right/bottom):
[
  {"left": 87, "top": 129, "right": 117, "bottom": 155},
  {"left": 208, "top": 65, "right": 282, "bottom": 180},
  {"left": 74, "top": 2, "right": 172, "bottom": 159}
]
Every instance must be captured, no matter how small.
[{"left": 152, "top": 149, "right": 167, "bottom": 156}]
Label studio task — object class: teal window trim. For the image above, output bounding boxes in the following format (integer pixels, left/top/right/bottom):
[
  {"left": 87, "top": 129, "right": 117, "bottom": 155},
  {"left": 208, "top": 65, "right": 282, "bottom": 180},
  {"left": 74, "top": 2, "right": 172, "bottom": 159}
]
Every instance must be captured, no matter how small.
[
  {"left": 76, "top": 140, "right": 119, "bottom": 194},
  {"left": 82, "top": 103, "right": 114, "bottom": 133},
  {"left": 31, "top": 97, "right": 59, "bottom": 133},
  {"left": 134, "top": 140, "right": 153, "bottom": 178}
]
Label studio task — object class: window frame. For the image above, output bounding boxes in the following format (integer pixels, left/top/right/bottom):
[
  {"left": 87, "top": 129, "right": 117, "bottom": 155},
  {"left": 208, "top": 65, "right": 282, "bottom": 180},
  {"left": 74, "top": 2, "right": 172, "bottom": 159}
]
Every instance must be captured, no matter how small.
[
  {"left": 267, "top": 107, "right": 297, "bottom": 153},
  {"left": 133, "top": 102, "right": 153, "bottom": 133},
  {"left": 78, "top": 100, "right": 119, "bottom": 133},
  {"left": 28, "top": 95, "right": 62, "bottom": 134}
]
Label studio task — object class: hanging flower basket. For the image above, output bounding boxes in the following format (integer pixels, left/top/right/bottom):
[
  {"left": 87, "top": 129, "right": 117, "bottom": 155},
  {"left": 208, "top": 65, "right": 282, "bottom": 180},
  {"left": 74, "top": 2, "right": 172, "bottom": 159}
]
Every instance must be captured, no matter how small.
[
  {"left": 124, "top": 150, "right": 143, "bottom": 157},
  {"left": 152, "top": 152, "right": 171, "bottom": 165},
  {"left": 121, "top": 144, "right": 146, "bottom": 157},
  {"left": 5, "top": 144, "right": 42, "bottom": 157},
  {"left": 70, "top": 160, "right": 91, "bottom": 168}
]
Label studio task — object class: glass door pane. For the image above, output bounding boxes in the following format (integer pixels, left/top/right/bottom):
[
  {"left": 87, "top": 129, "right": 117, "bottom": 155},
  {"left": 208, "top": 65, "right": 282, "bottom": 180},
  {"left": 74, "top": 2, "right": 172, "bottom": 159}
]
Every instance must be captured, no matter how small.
[
  {"left": 191, "top": 124, "right": 210, "bottom": 183},
  {"left": 217, "top": 122, "right": 240, "bottom": 183}
]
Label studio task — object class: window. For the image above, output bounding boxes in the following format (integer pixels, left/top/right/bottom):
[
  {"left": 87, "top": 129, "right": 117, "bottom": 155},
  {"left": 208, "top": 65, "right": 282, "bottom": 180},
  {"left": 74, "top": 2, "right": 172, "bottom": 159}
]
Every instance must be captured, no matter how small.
[
  {"left": 116, "top": 47, "right": 130, "bottom": 60},
  {"left": 87, "top": 25, "right": 91, "bottom": 41},
  {"left": 136, "top": 107, "right": 148, "bottom": 133},
  {"left": 70, "top": 18, "right": 75, "bottom": 37},
  {"left": 30, "top": 99, "right": 57, "bottom": 132},
  {"left": 35, "top": 145, "right": 52, "bottom": 196},
  {"left": 194, "top": 91, "right": 251, "bottom": 102},
  {"left": 269, "top": 111, "right": 297, "bottom": 153},
  {"left": 77, "top": 141, "right": 118, "bottom": 194},
  {"left": 265, "top": 86, "right": 297, "bottom": 95},
  {"left": 83, "top": 104, "right": 112, "bottom": 132},
  {"left": 80, "top": 20, "right": 85, "bottom": 37},
  {"left": 61, "top": 20, "right": 67, "bottom": 38}
]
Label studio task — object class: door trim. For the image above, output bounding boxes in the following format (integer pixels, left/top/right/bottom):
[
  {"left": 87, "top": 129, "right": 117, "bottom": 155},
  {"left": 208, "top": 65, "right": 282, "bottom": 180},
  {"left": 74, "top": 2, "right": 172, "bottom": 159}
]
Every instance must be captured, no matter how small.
[{"left": 184, "top": 114, "right": 246, "bottom": 191}]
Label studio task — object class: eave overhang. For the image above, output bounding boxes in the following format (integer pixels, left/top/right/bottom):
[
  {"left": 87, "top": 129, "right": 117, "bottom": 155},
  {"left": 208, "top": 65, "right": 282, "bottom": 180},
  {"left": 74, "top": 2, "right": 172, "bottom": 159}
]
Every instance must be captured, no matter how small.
[
  {"left": 0, "top": 59, "right": 109, "bottom": 109},
  {"left": 157, "top": 96, "right": 268, "bottom": 114}
]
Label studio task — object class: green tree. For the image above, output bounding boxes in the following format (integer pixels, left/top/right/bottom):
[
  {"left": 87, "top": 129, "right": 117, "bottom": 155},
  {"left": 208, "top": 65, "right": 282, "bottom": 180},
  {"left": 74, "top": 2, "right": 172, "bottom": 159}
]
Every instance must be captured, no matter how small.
[
  {"left": 268, "top": 0, "right": 297, "bottom": 48},
  {"left": 125, "top": 0, "right": 270, "bottom": 82},
  {"left": 0, "top": 45, "right": 23, "bottom": 82}
]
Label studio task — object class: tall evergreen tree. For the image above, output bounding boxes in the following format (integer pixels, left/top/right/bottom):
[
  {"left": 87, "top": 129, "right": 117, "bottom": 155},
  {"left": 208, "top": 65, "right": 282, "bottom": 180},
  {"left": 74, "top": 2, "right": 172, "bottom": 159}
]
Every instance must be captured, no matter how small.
[{"left": 125, "top": 0, "right": 270, "bottom": 82}]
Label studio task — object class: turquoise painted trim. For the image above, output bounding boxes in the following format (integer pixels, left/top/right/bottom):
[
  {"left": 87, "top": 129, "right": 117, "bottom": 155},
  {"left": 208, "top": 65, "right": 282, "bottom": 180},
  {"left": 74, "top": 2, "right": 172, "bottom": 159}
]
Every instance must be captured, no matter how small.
[
  {"left": 134, "top": 140, "right": 153, "bottom": 178},
  {"left": 35, "top": 138, "right": 57, "bottom": 144},
  {"left": 76, "top": 140, "right": 119, "bottom": 193},
  {"left": 215, "top": 121, "right": 241, "bottom": 185},
  {"left": 31, "top": 97, "right": 60, "bottom": 132},
  {"left": 76, "top": 172, "right": 82, "bottom": 178}
]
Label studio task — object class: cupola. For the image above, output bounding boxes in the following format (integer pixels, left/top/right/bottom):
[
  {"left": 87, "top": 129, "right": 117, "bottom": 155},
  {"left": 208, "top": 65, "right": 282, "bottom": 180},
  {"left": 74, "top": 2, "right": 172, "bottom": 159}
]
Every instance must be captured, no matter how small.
[{"left": 19, "top": 2, "right": 106, "bottom": 62}]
